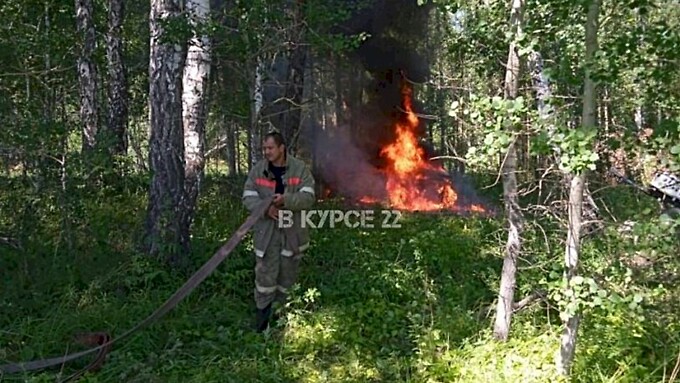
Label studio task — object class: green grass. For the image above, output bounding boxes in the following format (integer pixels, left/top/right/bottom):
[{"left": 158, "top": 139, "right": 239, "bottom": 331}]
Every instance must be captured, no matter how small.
[{"left": 0, "top": 175, "right": 678, "bottom": 382}]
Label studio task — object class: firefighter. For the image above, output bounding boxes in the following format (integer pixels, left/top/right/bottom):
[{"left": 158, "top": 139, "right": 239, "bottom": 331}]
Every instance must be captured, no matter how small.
[{"left": 242, "top": 131, "right": 316, "bottom": 332}]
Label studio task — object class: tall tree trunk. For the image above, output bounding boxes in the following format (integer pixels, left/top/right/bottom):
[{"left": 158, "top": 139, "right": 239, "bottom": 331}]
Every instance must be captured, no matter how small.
[
  {"left": 43, "top": 1, "right": 53, "bottom": 126},
  {"left": 145, "top": 0, "right": 188, "bottom": 266},
  {"left": 493, "top": 0, "right": 525, "bottom": 342},
  {"left": 528, "top": 51, "right": 555, "bottom": 136},
  {"left": 261, "top": 0, "right": 307, "bottom": 151},
  {"left": 528, "top": 50, "right": 555, "bottom": 182},
  {"left": 249, "top": 58, "right": 264, "bottom": 170},
  {"left": 106, "top": 0, "right": 128, "bottom": 155},
  {"left": 182, "top": 0, "right": 211, "bottom": 234},
  {"left": 76, "top": 0, "right": 99, "bottom": 152},
  {"left": 247, "top": 121, "right": 253, "bottom": 171},
  {"left": 227, "top": 121, "right": 237, "bottom": 175},
  {"left": 284, "top": 39, "right": 307, "bottom": 154},
  {"left": 556, "top": 0, "right": 600, "bottom": 375},
  {"left": 334, "top": 55, "right": 345, "bottom": 127},
  {"left": 529, "top": 49, "right": 601, "bottom": 227}
]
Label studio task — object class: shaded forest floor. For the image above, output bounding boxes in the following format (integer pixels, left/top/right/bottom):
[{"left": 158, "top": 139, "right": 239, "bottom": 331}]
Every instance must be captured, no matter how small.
[{"left": 1, "top": 174, "right": 679, "bottom": 382}]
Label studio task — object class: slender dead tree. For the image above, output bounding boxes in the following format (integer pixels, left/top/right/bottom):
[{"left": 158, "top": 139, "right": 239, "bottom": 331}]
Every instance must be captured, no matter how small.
[
  {"left": 145, "top": 0, "right": 188, "bottom": 266},
  {"left": 76, "top": 0, "right": 99, "bottom": 152},
  {"left": 493, "top": 0, "right": 525, "bottom": 341},
  {"left": 556, "top": 0, "right": 600, "bottom": 376}
]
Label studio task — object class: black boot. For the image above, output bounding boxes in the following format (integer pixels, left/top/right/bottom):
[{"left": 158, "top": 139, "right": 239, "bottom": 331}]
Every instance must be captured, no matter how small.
[{"left": 256, "top": 303, "right": 272, "bottom": 333}]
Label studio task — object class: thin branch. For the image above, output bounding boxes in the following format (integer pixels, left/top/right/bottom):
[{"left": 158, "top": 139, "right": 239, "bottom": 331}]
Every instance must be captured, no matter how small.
[
  {"left": 396, "top": 106, "right": 439, "bottom": 120},
  {"left": 205, "top": 137, "right": 230, "bottom": 158},
  {"left": 668, "top": 349, "right": 680, "bottom": 383},
  {"left": 483, "top": 135, "right": 519, "bottom": 190},
  {"left": 513, "top": 290, "right": 547, "bottom": 313},
  {"left": 429, "top": 155, "right": 467, "bottom": 163},
  {"left": 0, "top": 66, "right": 71, "bottom": 78}
]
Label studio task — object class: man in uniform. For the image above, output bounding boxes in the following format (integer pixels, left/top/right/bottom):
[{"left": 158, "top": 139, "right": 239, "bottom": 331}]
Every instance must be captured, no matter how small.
[{"left": 242, "top": 131, "right": 316, "bottom": 332}]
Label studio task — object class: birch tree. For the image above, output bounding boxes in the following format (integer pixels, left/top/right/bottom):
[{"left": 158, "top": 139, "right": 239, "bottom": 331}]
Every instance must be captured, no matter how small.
[
  {"left": 250, "top": 58, "right": 264, "bottom": 169},
  {"left": 145, "top": 0, "right": 188, "bottom": 266},
  {"left": 75, "top": 0, "right": 99, "bottom": 152},
  {"left": 182, "top": 0, "right": 211, "bottom": 230},
  {"left": 493, "top": 0, "right": 525, "bottom": 341},
  {"left": 106, "top": 0, "right": 128, "bottom": 155}
]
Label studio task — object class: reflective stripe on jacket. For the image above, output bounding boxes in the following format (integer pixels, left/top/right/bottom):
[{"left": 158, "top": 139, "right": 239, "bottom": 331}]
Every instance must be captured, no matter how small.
[{"left": 242, "top": 154, "right": 315, "bottom": 257}]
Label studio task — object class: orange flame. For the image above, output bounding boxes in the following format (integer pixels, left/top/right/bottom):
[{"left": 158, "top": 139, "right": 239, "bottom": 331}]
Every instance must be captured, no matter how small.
[{"left": 375, "top": 81, "right": 483, "bottom": 213}]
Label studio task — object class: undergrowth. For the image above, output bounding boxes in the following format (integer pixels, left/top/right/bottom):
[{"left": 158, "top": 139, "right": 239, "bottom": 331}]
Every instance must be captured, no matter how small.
[{"left": 0, "top": 175, "right": 678, "bottom": 382}]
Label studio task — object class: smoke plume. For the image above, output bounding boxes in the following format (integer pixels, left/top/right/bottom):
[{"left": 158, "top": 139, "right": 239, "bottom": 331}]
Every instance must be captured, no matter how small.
[{"left": 307, "top": 0, "right": 492, "bottom": 213}]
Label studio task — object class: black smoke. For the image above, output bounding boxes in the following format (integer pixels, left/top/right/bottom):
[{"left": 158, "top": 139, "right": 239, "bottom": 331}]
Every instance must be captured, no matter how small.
[
  {"left": 307, "top": 0, "right": 493, "bottom": 214},
  {"left": 308, "top": 0, "right": 432, "bottom": 196}
]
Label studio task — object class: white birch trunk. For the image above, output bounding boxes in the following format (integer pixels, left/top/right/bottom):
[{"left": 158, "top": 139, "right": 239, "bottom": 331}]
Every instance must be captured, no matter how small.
[
  {"left": 249, "top": 58, "right": 264, "bottom": 169},
  {"left": 76, "top": 0, "right": 99, "bottom": 151},
  {"left": 182, "top": 0, "right": 211, "bottom": 230}
]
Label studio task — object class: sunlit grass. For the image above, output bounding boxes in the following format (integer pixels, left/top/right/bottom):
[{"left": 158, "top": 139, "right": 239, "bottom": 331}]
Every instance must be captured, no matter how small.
[{"left": 0, "top": 175, "right": 678, "bottom": 382}]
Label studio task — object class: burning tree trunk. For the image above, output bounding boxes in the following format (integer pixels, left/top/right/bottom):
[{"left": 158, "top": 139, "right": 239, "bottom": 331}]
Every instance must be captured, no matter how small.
[
  {"left": 556, "top": 0, "right": 600, "bottom": 376},
  {"left": 106, "top": 0, "right": 128, "bottom": 155},
  {"left": 145, "top": 0, "right": 188, "bottom": 266},
  {"left": 76, "top": 0, "right": 99, "bottom": 152},
  {"left": 493, "top": 0, "right": 525, "bottom": 342},
  {"left": 182, "top": 0, "right": 211, "bottom": 233}
]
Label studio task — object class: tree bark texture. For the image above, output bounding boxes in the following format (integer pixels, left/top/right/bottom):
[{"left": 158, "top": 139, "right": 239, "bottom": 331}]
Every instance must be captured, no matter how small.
[
  {"left": 261, "top": 0, "right": 307, "bottom": 151},
  {"left": 493, "top": 0, "right": 525, "bottom": 342},
  {"left": 76, "top": 0, "right": 99, "bottom": 152},
  {"left": 250, "top": 57, "right": 263, "bottom": 170},
  {"left": 145, "top": 0, "right": 188, "bottom": 266},
  {"left": 529, "top": 49, "right": 600, "bottom": 229},
  {"left": 182, "top": 0, "right": 212, "bottom": 234},
  {"left": 106, "top": 0, "right": 128, "bottom": 155},
  {"left": 557, "top": 0, "right": 600, "bottom": 376}
]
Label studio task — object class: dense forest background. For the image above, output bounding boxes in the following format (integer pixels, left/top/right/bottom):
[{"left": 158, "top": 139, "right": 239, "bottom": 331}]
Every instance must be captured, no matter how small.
[{"left": 1, "top": 0, "right": 679, "bottom": 381}]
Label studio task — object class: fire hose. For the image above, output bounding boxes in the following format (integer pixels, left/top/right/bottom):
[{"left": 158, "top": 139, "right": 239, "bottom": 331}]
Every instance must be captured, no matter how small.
[{"left": 0, "top": 196, "right": 273, "bottom": 381}]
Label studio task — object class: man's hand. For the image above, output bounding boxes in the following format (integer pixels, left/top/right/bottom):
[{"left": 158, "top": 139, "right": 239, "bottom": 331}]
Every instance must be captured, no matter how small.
[
  {"left": 267, "top": 205, "right": 280, "bottom": 220},
  {"left": 273, "top": 194, "right": 284, "bottom": 207}
]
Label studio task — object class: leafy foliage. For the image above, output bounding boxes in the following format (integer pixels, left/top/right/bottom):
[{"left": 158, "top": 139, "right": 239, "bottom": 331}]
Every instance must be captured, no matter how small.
[{"left": 1, "top": 178, "right": 678, "bottom": 382}]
